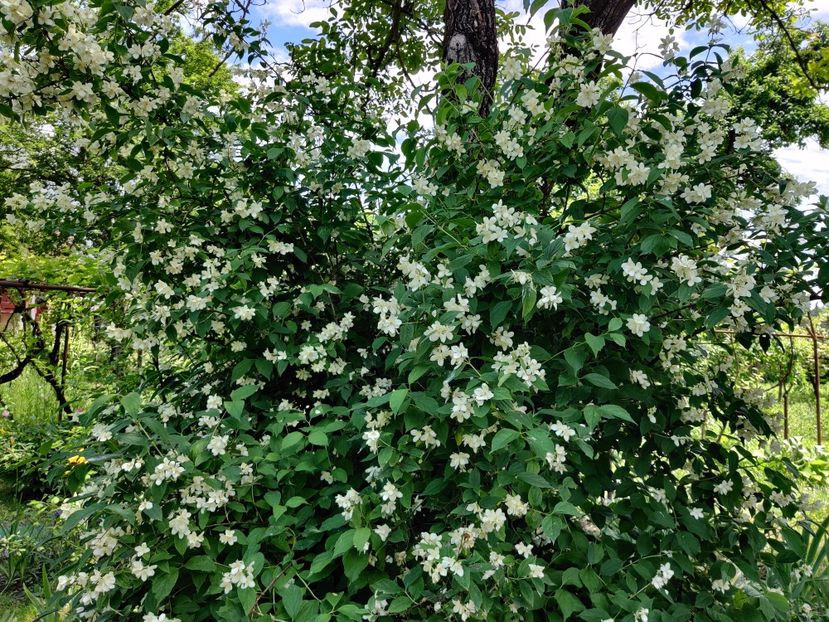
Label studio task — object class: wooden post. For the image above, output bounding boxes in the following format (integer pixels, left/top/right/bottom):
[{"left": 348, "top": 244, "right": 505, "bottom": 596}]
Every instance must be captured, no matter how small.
[
  {"left": 809, "top": 314, "right": 822, "bottom": 444},
  {"left": 59, "top": 323, "right": 70, "bottom": 423}
]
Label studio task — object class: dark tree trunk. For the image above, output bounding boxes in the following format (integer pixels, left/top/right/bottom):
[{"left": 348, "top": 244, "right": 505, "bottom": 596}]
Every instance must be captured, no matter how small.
[
  {"left": 442, "top": 0, "right": 498, "bottom": 116},
  {"left": 568, "top": 0, "right": 636, "bottom": 37}
]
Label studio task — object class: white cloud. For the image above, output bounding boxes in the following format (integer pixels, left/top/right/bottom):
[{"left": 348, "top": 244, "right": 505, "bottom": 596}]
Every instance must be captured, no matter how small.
[
  {"left": 805, "top": 0, "right": 829, "bottom": 18},
  {"left": 775, "top": 138, "right": 829, "bottom": 196},
  {"left": 261, "top": 0, "right": 331, "bottom": 28}
]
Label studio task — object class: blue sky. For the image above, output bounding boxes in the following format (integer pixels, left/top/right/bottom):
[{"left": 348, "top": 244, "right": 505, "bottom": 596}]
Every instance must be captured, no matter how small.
[{"left": 253, "top": 0, "right": 829, "bottom": 194}]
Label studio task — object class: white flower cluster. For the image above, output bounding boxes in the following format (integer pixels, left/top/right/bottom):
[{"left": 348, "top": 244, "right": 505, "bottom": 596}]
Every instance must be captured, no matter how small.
[
  {"left": 492, "top": 342, "right": 546, "bottom": 387},
  {"left": 475, "top": 200, "right": 538, "bottom": 247},
  {"left": 220, "top": 560, "right": 255, "bottom": 593}
]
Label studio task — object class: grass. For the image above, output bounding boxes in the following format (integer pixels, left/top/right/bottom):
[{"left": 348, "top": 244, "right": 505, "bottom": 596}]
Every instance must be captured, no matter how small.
[
  {"left": 765, "top": 383, "right": 829, "bottom": 445},
  {"left": 1, "top": 368, "right": 61, "bottom": 428},
  {"left": 0, "top": 370, "right": 62, "bottom": 622},
  {"left": 0, "top": 479, "right": 36, "bottom": 622},
  {"left": 0, "top": 592, "right": 36, "bottom": 622}
]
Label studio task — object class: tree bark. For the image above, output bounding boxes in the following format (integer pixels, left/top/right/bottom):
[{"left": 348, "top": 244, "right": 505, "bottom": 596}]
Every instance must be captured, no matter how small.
[
  {"left": 442, "top": 0, "right": 498, "bottom": 116},
  {"left": 568, "top": 0, "right": 636, "bottom": 36}
]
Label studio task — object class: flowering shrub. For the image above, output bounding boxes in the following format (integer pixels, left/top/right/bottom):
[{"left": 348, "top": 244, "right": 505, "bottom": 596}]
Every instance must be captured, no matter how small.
[{"left": 3, "top": 0, "right": 829, "bottom": 621}]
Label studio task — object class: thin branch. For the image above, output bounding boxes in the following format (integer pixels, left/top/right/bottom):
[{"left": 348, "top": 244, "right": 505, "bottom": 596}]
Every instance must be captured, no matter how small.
[
  {"left": 164, "top": 0, "right": 187, "bottom": 16},
  {"left": 755, "top": 0, "right": 821, "bottom": 92}
]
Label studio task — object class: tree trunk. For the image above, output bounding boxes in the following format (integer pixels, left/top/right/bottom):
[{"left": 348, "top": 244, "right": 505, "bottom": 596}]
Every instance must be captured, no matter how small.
[
  {"left": 568, "top": 0, "right": 636, "bottom": 36},
  {"left": 442, "top": 0, "right": 498, "bottom": 116}
]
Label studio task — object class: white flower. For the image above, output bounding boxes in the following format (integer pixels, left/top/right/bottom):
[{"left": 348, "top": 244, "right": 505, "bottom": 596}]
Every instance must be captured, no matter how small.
[
  {"left": 220, "top": 560, "right": 255, "bottom": 593},
  {"left": 472, "top": 383, "right": 494, "bottom": 405},
  {"left": 671, "top": 254, "right": 701, "bottom": 287},
  {"left": 219, "top": 530, "right": 238, "bottom": 545},
  {"left": 1, "top": 0, "right": 33, "bottom": 23},
  {"left": 130, "top": 559, "right": 157, "bottom": 581},
  {"left": 714, "top": 479, "right": 733, "bottom": 496},
  {"left": 449, "top": 452, "right": 470, "bottom": 470},
  {"left": 504, "top": 493, "right": 529, "bottom": 517},
  {"left": 374, "top": 524, "right": 392, "bottom": 541},
  {"left": 233, "top": 305, "right": 256, "bottom": 321},
  {"left": 479, "top": 508, "right": 506, "bottom": 533},
  {"left": 651, "top": 562, "right": 674, "bottom": 590},
  {"left": 528, "top": 563, "right": 545, "bottom": 579},
  {"left": 621, "top": 258, "right": 649, "bottom": 285},
  {"left": 515, "top": 542, "right": 533, "bottom": 557},
  {"left": 576, "top": 83, "right": 600, "bottom": 107},
  {"left": 630, "top": 370, "right": 650, "bottom": 388},
  {"left": 563, "top": 221, "right": 596, "bottom": 253},
  {"left": 626, "top": 313, "right": 651, "bottom": 337},
  {"left": 169, "top": 510, "right": 192, "bottom": 538},
  {"left": 335, "top": 488, "right": 361, "bottom": 520},
  {"left": 425, "top": 321, "right": 453, "bottom": 343},
  {"left": 347, "top": 138, "right": 371, "bottom": 159},
  {"left": 410, "top": 425, "right": 440, "bottom": 448},
  {"left": 538, "top": 285, "right": 563, "bottom": 310},
  {"left": 550, "top": 421, "right": 576, "bottom": 442},
  {"left": 91, "top": 423, "right": 113, "bottom": 442},
  {"left": 91, "top": 571, "right": 116, "bottom": 595},
  {"left": 681, "top": 183, "right": 712, "bottom": 204},
  {"left": 689, "top": 507, "right": 704, "bottom": 519},
  {"left": 363, "top": 429, "right": 381, "bottom": 452},
  {"left": 207, "top": 434, "right": 229, "bottom": 456}
]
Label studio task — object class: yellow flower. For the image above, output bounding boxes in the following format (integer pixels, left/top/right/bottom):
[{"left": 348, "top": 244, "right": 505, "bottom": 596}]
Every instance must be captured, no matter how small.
[{"left": 67, "top": 454, "right": 88, "bottom": 466}]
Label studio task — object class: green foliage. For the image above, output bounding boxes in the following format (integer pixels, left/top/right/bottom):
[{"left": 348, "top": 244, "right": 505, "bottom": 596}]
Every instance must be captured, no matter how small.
[
  {"left": 0, "top": 501, "right": 71, "bottom": 592},
  {"left": 766, "top": 513, "right": 829, "bottom": 618},
  {"left": 168, "top": 34, "right": 237, "bottom": 95},
  {"left": 1, "top": 1, "right": 829, "bottom": 622},
  {"left": 729, "top": 25, "right": 829, "bottom": 148}
]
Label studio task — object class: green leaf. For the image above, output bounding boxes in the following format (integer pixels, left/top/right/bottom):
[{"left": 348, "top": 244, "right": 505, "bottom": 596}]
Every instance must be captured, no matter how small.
[
  {"left": 225, "top": 400, "right": 244, "bottom": 419},
  {"left": 342, "top": 549, "right": 369, "bottom": 581},
  {"left": 491, "top": 428, "right": 520, "bottom": 452},
  {"left": 518, "top": 471, "right": 553, "bottom": 489},
  {"left": 608, "top": 318, "right": 623, "bottom": 332},
  {"left": 619, "top": 197, "right": 639, "bottom": 223},
  {"left": 285, "top": 496, "right": 307, "bottom": 508},
  {"left": 281, "top": 584, "right": 304, "bottom": 619},
  {"left": 408, "top": 365, "right": 431, "bottom": 384},
  {"left": 184, "top": 556, "right": 215, "bottom": 572},
  {"left": 583, "top": 373, "right": 616, "bottom": 390},
  {"left": 564, "top": 346, "right": 587, "bottom": 375},
  {"left": 631, "top": 81, "right": 662, "bottom": 102},
  {"left": 120, "top": 392, "right": 141, "bottom": 415},
  {"left": 388, "top": 596, "right": 411, "bottom": 614},
  {"left": 238, "top": 587, "right": 256, "bottom": 614},
  {"left": 282, "top": 431, "right": 304, "bottom": 451},
  {"left": 584, "top": 333, "right": 605, "bottom": 356},
  {"left": 309, "top": 551, "right": 335, "bottom": 575},
  {"left": 308, "top": 429, "right": 328, "bottom": 446},
  {"left": 353, "top": 528, "right": 371, "bottom": 550},
  {"left": 389, "top": 388, "right": 409, "bottom": 413},
  {"left": 607, "top": 105, "right": 629, "bottom": 136},
  {"left": 599, "top": 404, "right": 634, "bottom": 423},
  {"left": 555, "top": 588, "right": 584, "bottom": 621},
  {"left": 522, "top": 283, "right": 537, "bottom": 322},
  {"left": 553, "top": 501, "right": 581, "bottom": 516},
  {"left": 231, "top": 384, "right": 258, "bottom": 401},
  {"left": 490, "top": 300, "right": 512, "bottom": 328},
  {"left": 151, "top": 567, "right": 179, "bottom": 601}
]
